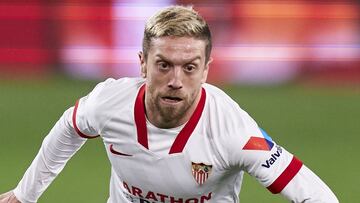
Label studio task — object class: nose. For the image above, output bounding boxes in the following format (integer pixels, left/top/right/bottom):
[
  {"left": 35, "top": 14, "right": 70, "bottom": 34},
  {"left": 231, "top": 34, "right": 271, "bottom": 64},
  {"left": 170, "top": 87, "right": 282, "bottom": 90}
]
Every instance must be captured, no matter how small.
[{"left": 167, "top": 66, "right": 183, "bottom": 89}]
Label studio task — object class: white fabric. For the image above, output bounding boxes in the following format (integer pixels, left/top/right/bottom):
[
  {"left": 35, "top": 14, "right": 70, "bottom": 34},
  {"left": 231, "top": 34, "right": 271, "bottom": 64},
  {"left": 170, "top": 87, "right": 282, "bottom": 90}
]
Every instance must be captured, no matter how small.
[
  {"left": 13, "top": 108, "right": 86, "bottom": 203},
  {"left": 146, "top": 119, "right": 184, "bottom": 156},
  {"left": 13, "top": 77, "right": 338, "bottom": 203}
]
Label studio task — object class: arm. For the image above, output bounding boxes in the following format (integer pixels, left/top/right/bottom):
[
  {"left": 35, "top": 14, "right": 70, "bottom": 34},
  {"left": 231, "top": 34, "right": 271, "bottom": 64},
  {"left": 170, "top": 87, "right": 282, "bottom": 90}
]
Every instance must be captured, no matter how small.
[
  {"left": 279, "top": 164, "right": 338, "bottom": 203},
  {"left": 208, "top": 86, "right": 339, "bottom": 202},
  {"left": 236, "top": 129, "right": 339, "bottom": 202},
  {"left": 220, "top": 107, "right": 338, "bottom": 202},
  {"left": 1, "top": 79, "right": 113, "bottom": 203},
  {"left": 10, "top": 107, "right": 87, "bottom": 203}
]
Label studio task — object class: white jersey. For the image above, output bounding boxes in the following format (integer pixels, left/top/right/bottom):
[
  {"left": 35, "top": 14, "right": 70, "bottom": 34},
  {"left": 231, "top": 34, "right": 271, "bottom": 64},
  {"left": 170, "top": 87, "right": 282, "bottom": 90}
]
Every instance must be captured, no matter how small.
[{"left": 13, "top": 78, "right": 338, "bottom": 203}]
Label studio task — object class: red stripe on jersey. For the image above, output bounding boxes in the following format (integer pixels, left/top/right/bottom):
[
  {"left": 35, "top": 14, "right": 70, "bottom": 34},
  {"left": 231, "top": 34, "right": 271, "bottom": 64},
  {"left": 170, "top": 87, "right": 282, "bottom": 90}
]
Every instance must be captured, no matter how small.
[
  {"left": 134, "top": 85, "right": 149, "bottom": 149},
  {"left": 169, "top": 88, "right": 206, "bottom": 154},
  {"left": 267, "top": 156, "right": 303, "bottom": 194},
  {"left": 72, "top": 100, "right": 99, "bottom": 139},
  {"left": 134, "top": 85, "right": 206, "bottom": 154}
]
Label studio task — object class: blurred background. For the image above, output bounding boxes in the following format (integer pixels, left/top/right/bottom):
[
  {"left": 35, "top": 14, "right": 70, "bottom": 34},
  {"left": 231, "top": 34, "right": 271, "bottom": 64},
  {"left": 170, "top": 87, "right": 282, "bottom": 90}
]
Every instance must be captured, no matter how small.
[
  {"left": 1, "top": 0, "right": 359, "bottom": 85},
  {"left": 0, "top": 0, "right": 359, "bottom": 203}
]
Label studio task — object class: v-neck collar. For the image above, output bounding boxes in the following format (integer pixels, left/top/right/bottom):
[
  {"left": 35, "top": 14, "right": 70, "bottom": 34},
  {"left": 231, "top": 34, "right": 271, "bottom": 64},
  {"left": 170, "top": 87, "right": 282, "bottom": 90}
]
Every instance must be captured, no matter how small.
[{"left": 134, "top": 84, "right": 206, "bottom": 154}]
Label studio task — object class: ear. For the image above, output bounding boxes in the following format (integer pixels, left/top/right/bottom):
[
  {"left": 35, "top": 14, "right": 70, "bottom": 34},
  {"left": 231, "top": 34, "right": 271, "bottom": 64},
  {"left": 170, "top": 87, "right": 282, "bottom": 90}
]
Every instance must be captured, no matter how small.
[
  {"left": 138, "top": 51, "right": 147, "bottom": 78},
  {"left": 201, "top": 57, "right": 213, "bottom": 84}
]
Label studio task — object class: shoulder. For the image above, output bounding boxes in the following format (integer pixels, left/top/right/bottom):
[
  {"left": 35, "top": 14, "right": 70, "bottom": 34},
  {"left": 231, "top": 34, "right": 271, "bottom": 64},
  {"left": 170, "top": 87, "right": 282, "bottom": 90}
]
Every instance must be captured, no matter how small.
[
  {"left": 76, "top": 77, "right": 144, "bottom": 131},
  {"left": 90, "top": 77, "right": 144, "bottom": 99},
  {"left": 202, "top": 83, "right": 264, "bottom": 162},
  {"left": 203, "top": 83, "right": 245, "bottom": 115},
  {"left": 83, "top": 77, "right": 144, "bottom": 107},
  {"left": 202, "top": 83, "right": 257, "bottom": 135},
  {"left": 202, "top": 83, "right": 233, "bottom": 103}
]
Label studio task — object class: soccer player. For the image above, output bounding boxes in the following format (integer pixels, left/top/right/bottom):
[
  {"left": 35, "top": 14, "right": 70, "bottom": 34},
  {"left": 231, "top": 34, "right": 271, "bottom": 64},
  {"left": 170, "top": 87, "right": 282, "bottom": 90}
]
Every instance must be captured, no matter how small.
[{"left": 0, "top": 5, "right": 338, "bottom": 203}]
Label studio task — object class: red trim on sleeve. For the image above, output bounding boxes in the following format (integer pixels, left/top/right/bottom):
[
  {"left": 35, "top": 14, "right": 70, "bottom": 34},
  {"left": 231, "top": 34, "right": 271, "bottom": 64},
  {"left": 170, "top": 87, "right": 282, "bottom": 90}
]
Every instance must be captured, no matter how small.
[
  {"left": 72, "top": 100, "right": 99, "bottom": 139},
  {"left": 267, "top": 156, "right": 303, "bottom": 194}
]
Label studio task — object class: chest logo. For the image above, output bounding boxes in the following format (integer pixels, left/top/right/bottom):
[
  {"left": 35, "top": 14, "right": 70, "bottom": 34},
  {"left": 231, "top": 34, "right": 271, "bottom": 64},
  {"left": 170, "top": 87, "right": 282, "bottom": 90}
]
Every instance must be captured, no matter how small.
[
  {"left": 109, "top": 144, "right": 132, "bottom": 156},
  {"left": 191, "top": 162, "right": 212, "bottom": 185}
]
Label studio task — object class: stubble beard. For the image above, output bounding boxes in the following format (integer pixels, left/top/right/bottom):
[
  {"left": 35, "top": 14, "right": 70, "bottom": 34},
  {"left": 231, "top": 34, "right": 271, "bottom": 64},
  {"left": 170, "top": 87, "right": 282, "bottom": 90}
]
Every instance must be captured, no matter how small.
[
  {"left": 155, "top": 94, "right": 190, "bottom": 123},
  {"left": 151, "top": 89, "right": 199, "bottom": 127}
]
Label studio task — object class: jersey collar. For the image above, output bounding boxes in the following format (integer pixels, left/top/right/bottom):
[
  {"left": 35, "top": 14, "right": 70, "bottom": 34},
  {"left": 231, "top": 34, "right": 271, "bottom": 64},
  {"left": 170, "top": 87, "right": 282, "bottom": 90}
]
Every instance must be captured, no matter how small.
[{"left": 134, "top": 84, "right": 206, "bottom": 154}]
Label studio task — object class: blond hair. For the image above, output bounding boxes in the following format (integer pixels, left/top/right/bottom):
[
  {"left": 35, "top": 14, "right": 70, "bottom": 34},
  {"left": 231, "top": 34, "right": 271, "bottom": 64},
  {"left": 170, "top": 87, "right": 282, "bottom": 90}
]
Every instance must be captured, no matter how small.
[{"left": 142, "top": 5, "right": 212, "bottom": 62}]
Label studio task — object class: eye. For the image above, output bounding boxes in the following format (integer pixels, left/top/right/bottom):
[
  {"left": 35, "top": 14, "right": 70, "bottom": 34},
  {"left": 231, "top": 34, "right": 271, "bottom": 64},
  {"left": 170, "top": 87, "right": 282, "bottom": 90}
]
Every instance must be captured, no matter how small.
[
  {"left": 157, "top": 61, "right": 170, "bottom": 70},
  {"left": 184, "top": 64, "right": 196, "bottom": 73}
]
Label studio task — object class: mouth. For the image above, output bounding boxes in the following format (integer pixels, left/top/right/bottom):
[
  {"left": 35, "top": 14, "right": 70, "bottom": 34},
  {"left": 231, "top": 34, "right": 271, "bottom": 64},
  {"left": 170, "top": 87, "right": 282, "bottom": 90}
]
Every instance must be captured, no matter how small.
[{"left": 161, "top": 96, "right": 183, "bottom": 104}]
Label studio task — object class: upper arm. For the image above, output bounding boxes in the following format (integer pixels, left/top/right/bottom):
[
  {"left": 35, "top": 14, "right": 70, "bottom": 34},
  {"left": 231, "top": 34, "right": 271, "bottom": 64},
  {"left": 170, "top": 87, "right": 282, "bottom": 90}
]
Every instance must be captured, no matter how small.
[
  {"left": 72, "top": 78, "right": 116, "bottom": 138},
  {"left": 224, "top": 110, "right": 338, "bottom": 202},
  {"left": 226, "top": 122, "right": 299, "bottom": 194}
]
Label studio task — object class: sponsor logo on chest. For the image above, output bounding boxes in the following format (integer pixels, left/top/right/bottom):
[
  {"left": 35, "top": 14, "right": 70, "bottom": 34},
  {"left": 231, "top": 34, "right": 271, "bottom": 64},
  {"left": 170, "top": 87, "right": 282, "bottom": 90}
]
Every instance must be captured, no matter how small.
[{"left": 123, "top": 181, "right": 212, "bottom": 203}]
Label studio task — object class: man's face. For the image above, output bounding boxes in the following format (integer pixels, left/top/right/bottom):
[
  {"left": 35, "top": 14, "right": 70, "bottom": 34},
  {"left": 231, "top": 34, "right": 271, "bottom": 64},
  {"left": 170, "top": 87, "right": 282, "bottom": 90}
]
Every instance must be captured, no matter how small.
[{"left": 139, "top": 36, "right": 210, "bottom": 127}]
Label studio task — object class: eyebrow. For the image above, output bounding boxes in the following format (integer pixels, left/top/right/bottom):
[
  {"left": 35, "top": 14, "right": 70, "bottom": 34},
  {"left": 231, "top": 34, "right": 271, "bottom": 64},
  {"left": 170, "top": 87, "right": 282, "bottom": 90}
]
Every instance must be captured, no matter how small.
[{"left": 155, "top": 54, "right": 201, "bottom": 63}]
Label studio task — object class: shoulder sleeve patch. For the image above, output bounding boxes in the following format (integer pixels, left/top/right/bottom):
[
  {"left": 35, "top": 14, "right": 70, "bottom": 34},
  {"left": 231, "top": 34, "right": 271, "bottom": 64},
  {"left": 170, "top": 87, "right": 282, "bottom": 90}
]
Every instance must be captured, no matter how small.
[{"left": 242, "top": 128, "right": 274, "bottom": 151}]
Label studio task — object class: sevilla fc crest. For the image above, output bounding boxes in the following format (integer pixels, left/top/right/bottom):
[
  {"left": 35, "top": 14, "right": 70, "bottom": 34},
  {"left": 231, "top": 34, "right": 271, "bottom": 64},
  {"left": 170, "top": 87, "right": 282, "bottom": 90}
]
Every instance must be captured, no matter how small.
[{"left": 191, "top": 162, "right": 212, "bottom": 185}]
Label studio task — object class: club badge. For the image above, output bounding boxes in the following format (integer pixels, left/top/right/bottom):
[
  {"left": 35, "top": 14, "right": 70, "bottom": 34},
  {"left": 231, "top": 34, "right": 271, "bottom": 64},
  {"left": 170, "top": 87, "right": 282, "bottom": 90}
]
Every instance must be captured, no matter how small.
[{"left": 191, "top": 162, "right": 212, "bottom": 185}]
